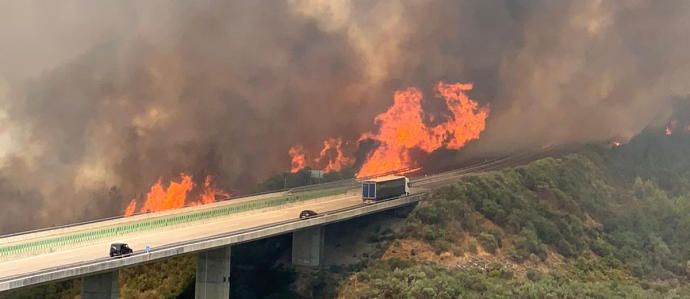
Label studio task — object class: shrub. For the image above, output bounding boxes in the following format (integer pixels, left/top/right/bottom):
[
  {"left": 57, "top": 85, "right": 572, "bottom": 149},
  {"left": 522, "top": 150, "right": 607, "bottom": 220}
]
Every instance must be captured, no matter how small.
[
  {"left": 590, "top": 237, "right": 613, "bottom": 257},
  {"left": 416, "top": 205, "right": 445, "bottom": 225},
  {"left": 488, "top": 227, "right": 504, "bottom": 246},
  {"left": 431, "top": 239, "right": 453, "bottom": 255},
  {"left": 512, "top": 228, "right": 547, "bottom": 262},
  {"left": 478, "top": 233, "right": 498, "bottom": 254},
  {"left": 526, "top": 269, "right": 542, "bottom": 281}
]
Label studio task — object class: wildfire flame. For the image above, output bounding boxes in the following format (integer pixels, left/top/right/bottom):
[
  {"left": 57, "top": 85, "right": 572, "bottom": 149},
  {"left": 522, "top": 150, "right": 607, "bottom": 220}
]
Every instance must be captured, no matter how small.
[
  {"left": 123, "top": 174, "right": 229, "bottom": 216},
  {"left": 357, "top": 82, "right": 488, "bottom": 177},
  {"left": 318, "top": 138, "right": 353, "bottom": 173},
  {"left": 124, "top": 200, "right": 137, "bottom": 216},
  {"left": 287, "top": 81, "right": 489, "bottom": 178},
  {"left": 289, "top": 145, "right": 306, "bottom": 173},
  {"left": 289, "top": 137, "right": 353, "bottom": 173}
]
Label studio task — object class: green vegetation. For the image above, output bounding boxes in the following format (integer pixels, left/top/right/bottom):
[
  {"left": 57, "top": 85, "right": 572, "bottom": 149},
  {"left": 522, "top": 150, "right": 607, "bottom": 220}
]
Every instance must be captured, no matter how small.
[
  {"left": 345, "top": 128, "right": 690, "bottom": 297},
  {"left": 0, "top": 281, "right": 79, "bottom": 299},
  {"left": 405, "top": 155, "right": 606, "bottom": 258},
  {"left": 349, "top": 258, "right": 690, "bottom": 298},
  {"left": 414, "top": 153, "right": 690, "bottom": 280},
  {"left": 609, "top": 127, "right": 690, "bottom": 194},
  {"left": 120, "top": 255, "right": 197, "bottom": 299}
]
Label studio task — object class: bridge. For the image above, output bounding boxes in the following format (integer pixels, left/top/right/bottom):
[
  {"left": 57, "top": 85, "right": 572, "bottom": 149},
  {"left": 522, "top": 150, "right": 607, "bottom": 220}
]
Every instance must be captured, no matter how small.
[{"left": 0, "top": 156, "right": 519, "bottom": 298}]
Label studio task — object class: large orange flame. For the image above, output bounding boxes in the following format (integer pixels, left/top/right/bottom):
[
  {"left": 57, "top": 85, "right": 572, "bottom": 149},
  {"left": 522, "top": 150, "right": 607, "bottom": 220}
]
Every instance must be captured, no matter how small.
[
  {"left": 356, "top": 82, "right": 489, "bottom": 177},
  {"left": 199, "top": 175, "right": 229, "bottom": 205},
  {"left": 289, "top": 145, "right": 306, "bottom": 173},
  {"left": 123, "top": 174, "right": 229, "bottom": 216},
  {"left": 287, "top": 81, "right": 489, "bottom": 178}
]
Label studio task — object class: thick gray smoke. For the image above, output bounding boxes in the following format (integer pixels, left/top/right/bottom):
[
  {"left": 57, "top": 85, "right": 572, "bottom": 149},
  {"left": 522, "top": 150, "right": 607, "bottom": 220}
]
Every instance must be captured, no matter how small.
[{"left": 0, "top": 0, "right": 688, "bottom": 232}]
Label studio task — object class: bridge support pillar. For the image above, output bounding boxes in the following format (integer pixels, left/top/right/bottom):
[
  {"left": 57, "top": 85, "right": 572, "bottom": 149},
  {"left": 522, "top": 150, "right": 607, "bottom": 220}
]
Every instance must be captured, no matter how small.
[
  {"left": 81, "top": 270, "right": 119, "bottom": 299},
  {"left": 195, "top": 246, "right": 231, "bottom": 299},
  {"left": 292, "top": 226, "right": 324, "bottom": 267}
]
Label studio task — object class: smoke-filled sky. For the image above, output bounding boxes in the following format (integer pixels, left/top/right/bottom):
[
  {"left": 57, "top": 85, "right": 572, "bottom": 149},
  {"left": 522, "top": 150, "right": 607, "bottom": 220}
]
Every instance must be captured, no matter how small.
[{"left": 0, "top": 0, "right": 689, "bottom": 232}]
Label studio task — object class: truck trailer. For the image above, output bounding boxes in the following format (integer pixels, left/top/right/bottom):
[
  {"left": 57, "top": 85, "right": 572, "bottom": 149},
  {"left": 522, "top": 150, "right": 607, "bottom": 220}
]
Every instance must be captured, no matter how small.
[{"left": 361, "top": 175, "right": 410, "bottom": 201}]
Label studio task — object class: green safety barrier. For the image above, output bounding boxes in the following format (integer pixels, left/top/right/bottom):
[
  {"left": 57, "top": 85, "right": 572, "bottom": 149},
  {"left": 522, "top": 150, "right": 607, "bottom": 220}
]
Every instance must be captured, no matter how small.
[{"left": 0, "top": 187, "right": 348, "bottom": 257}]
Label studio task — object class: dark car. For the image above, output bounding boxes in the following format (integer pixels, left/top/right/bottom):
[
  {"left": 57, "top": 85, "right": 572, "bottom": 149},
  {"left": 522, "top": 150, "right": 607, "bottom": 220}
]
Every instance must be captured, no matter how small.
[
  {"left": 110, "top": 243, "right": 133, "bottom": 257},
  {"left": 299, "top": 210, "right": 318, "bottom": 219}
]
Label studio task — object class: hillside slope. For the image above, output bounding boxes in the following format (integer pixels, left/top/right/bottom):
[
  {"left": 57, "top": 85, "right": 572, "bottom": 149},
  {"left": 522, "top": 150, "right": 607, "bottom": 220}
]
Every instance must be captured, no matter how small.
[{"left": 330, "top": 136, "right": 690, "bottom": 298}]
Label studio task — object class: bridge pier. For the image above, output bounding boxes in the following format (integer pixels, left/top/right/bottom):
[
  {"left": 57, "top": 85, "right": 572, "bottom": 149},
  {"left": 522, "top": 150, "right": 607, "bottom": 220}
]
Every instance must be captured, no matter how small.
[
  {"left": 195, "top": 246, "right": 231, "bottom": 299},
  {"left": 292, "top": 226, "right": 324, "bottom": 267},
  {"left": 81, "top": 270, "right": 119, "bottom": 299}
]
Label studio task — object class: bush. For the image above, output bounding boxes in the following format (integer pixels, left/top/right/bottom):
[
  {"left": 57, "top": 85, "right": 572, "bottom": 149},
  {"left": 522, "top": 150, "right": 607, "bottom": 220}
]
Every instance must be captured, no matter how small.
[
  {"left": 416, "top": 205, "right": 445, "bottom": 225},
  {"left": 590, "top": 237, "right": 613, "bottom": 257},
  {"left": 557, "top": 239, "right": 576, "bottom": 258},
  {"left": 431, "top": 239, "right": 453, "bottom": 255},
  {"left": 422, "top": 225, "right": 446, "bottom": 241},
  {"left": 478, "top": 233, "right": 498, "bottom": 254},
  {"left": 488, "top": 227, "right": 504, "bottom": 245},
  {"left": 512, "top": 228, "right": 546, "bottom": 262},
  {"left": 526, "top": 269, "right": 542, "bottom": 281}
]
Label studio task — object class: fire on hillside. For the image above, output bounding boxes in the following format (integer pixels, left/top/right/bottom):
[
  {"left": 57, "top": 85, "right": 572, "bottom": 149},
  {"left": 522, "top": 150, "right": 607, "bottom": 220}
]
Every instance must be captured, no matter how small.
[{"left": 289, "top": 81, "right": 490, "bottom": 179}]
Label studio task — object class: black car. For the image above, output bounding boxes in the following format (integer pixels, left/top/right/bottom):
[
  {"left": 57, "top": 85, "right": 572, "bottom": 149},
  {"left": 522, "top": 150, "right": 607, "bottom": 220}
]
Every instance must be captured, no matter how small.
[
  {"left": 110, "top": 243, "right": 133, "bottom": 257},
  {"left": 299, "top": 210, "right": 318, "bottom": 219}
]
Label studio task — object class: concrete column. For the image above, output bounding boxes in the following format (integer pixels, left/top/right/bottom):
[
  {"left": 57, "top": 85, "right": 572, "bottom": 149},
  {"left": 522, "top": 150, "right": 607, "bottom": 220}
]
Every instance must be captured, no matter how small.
[
  {"left": 81, "top": 271, "right": 118, "bottom": 299},
  {"left": 292, "top": 226, "right": 324, "bottom": 267},
  {"left": 196, "top": 246, "right": 231, "bottom": 299}
]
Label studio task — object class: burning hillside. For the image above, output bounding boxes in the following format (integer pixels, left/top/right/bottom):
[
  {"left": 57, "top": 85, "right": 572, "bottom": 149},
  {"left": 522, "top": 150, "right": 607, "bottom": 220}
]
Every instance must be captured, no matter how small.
[
  {"left": 660, "top": 98, "right": 690, "bottom": 137},
  {"left": 288, "top": 82, "right": 489, "bottom": 178},
  {"left": 664, "top": 119, "right": 690, "bottom": 136}
]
